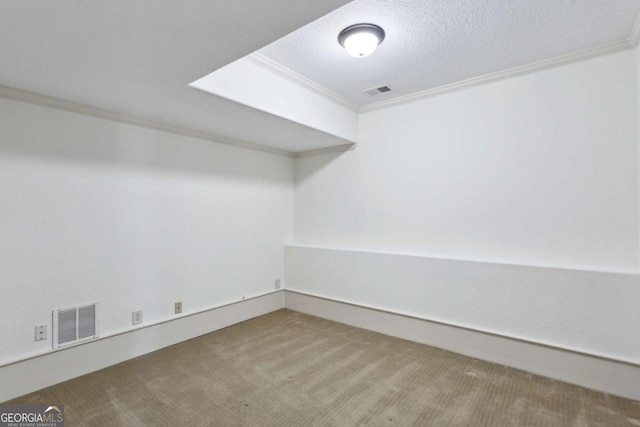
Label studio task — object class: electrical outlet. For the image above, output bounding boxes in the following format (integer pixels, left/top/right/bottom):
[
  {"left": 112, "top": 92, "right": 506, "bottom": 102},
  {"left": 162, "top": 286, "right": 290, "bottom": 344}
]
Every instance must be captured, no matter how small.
[
  {"left": 275, "top": 279, "right": 281, "bottom": 289},
  {"left": 35, "top": 325, "right": 47, "bottom": 341},
  {"left": 174, "top": 301, "right": 182, "bottom": 314},
  {"left": 132, "top": 309, "right": 143, "bottom": 325}
]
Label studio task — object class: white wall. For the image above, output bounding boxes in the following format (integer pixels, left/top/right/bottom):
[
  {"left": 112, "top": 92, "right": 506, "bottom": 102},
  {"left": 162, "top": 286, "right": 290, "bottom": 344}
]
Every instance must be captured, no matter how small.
[
  {"left": 289, "top": 49, "right": 640, "bottom": 378},
  {"left": 295, "top": 50, "right": 639, "bottom": 270},
  {"left": 0, "top": 97, "right": 294, "bottom": 365}
]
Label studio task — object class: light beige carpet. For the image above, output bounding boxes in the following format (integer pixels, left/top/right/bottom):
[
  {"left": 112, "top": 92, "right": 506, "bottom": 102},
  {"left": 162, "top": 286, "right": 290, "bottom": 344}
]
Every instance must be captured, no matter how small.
[{"left": 6, "top": 309, "right": 640, "bottom": 426}]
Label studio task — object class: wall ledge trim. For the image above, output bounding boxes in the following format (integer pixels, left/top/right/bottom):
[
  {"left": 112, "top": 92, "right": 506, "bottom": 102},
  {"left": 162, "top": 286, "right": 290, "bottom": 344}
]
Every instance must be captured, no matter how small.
[{"left": 286, "top": 244, "right": 640, "bottom": 276}]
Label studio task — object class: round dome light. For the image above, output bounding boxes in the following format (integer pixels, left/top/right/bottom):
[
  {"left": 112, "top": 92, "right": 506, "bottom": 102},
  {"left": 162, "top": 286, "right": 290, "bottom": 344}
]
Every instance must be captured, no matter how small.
[{"left": 338, "top": 23, "right": 385, "bottom": 58}]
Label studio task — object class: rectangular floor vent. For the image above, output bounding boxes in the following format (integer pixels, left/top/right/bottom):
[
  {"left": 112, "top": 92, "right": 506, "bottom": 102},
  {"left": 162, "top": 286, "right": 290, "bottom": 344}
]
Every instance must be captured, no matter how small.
[{"left": 53, "top": 303, "right": 98, "bottom": 348}]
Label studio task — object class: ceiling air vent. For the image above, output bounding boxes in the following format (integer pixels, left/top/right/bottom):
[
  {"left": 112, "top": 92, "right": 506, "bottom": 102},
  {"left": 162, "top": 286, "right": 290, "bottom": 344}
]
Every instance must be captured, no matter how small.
[
  {"left": 53, "top": 302, "right": 98, "bottom": 348},
  {"left": 364, "top": 85, "right": 392, "bottom": 96}
]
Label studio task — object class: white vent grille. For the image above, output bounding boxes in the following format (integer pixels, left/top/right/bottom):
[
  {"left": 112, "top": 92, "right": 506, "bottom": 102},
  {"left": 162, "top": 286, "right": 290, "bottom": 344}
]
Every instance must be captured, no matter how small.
[
  {"left": 53, "top": 303, "right": 98, "bottom": 348},
  {"left": 78, "top": 305, "right": 96, "bottom": 339},
  {"left": 364, "top": 85, "right": 392, "bottom": 96},
  {"left": 57, "top": 308, "right": 77, "bottom": 345}
]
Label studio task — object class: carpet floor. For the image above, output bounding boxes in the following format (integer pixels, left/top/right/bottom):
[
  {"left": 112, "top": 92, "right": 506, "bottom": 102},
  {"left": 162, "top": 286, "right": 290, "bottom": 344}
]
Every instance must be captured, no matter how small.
[{"left": 6, "top": 309, "right": 640, "bottom": 426}]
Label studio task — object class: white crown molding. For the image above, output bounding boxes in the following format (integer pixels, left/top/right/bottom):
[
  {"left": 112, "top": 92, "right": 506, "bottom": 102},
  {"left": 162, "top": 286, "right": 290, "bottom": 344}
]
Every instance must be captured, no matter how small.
[
  {"left": 0, "top": 85, "right": 295, "bottom": 158},
  {"left": 248, "top": 52, "right": 358, "bottom": 112},
  {"left": 359, "top": 40, "right": 635, "bottom": 113}
]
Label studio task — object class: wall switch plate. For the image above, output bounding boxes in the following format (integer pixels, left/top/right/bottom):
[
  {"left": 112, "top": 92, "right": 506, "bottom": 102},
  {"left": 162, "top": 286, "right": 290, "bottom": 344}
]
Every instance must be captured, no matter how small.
[
  {"left": 275, "top": 279, "right": 281, "bottom": 289},
  {"left": 174, "top": 301, "right": 182, "bottom": 314},
  {"left": 132, "top": 309, "right": 143, "bottom": 325},
  {"left": 35, "top": 325, "right": 47, "bottom": 341}
]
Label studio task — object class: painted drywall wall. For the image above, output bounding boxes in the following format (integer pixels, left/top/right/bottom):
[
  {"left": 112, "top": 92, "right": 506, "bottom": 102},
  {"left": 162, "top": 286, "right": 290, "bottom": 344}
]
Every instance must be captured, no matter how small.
[
  {"left": 0, "top": 97, "right": 294, "bottom": 365},
  {"left": 290, "top": 50, "right": 640, "bottom": 376},
  {"left": 295, "top": 49, "right": 639, "bottom": 270},
  {"left": 190, "top": 55, "right": 358, "bottom": 144}
]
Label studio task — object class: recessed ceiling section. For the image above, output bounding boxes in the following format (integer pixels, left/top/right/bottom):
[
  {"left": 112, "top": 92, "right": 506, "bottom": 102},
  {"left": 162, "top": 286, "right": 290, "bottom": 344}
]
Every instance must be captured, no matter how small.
[{"left": 258, "top": 0, "right": 640, "bottom": 109}]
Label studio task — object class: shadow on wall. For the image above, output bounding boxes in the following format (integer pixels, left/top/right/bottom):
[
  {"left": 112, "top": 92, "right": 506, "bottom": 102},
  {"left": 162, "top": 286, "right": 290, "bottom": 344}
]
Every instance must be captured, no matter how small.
[{"left": 0, "top": 98, "right": 293, "bottom": 184}]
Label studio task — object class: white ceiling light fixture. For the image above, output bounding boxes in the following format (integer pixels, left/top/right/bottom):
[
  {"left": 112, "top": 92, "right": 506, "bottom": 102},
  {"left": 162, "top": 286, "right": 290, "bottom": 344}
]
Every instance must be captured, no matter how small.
[{"left": 338, "top": 23, "right": 385, "bottom": 58}]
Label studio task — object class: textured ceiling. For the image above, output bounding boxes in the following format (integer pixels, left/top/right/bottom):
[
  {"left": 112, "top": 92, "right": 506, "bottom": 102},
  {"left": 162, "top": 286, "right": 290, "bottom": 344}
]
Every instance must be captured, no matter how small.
[
  {"left": 260, "top": 0, "right": 640, "bottom": 108},
  {"left": 0, "top": 0, "right": 351, "bottom": 153},
  {"left": 2, "top": 1, "right": 639, "bottom": 153}
]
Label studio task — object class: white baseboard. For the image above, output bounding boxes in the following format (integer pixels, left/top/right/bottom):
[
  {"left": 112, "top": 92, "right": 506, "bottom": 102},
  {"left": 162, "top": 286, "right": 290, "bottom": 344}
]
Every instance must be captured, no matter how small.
[
  {"left": 1, "top": 291, "right": 284, "bottom": 402},
  {"left": 285, "top": 290, "right": 640, "bottom": 401},
  {"left": 5, "top": 288, "right": 639, "bottom": 403}
]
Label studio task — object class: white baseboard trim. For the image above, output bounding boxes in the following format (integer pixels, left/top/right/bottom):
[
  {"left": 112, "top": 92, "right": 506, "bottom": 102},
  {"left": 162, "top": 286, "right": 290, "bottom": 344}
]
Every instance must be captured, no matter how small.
[
  {"left": 1, "top": 291, "right": 284, "bottom": 402},
  {"left": 5, "top": 288, "right": 638, "bottom": 403},
  {"left": 284, "top": 289, "right": 640, "bottom": 401}
]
